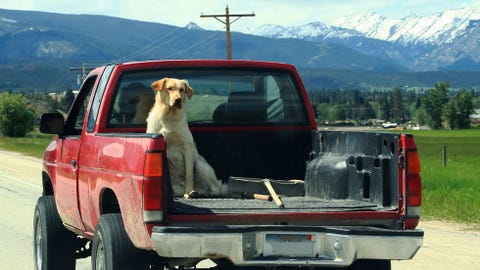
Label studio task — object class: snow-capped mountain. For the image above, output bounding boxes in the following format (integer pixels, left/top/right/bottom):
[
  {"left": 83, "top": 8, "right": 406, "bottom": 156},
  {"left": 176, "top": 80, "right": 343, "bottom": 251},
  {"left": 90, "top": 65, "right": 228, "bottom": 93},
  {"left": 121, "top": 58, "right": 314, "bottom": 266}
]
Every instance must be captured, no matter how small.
[
  {"left": 334, "top": 6, "right": 480, "bottom": 45},
  {"left": 251, "top": 22, "right": 361, "bottom": 41},
  {"left": 185, "top": 22, "right": 202, "bottom": 30},
  {"left": 249, "top": 6, "right": 480, "bottom": 71},
  {"left": 251, "top": 6, "right": 480, "bottom": 46}
]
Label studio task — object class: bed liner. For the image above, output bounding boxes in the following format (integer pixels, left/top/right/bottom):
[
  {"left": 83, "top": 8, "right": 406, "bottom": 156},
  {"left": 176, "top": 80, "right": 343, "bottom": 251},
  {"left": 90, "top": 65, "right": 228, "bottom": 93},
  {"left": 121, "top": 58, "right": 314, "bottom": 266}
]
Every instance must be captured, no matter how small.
[
  {"left": 170, "top": 196, "right": 389, "bottom": 214},
  {"left": 170, "top": 177, "right": 390, "bottom": 214}
]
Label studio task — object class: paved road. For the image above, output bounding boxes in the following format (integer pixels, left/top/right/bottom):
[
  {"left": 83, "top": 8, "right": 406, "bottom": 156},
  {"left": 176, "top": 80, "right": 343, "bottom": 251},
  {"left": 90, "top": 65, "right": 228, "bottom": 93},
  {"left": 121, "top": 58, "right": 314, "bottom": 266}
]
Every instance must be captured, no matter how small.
[
  {"left": 0, "top": 151, "right": 41, "bottom": 270},
  {"left": 0, "top": 150, "right": 90, "bottom": 269},
  {"left": 1, "top": 150, "right": 478, "bottom": 269}
]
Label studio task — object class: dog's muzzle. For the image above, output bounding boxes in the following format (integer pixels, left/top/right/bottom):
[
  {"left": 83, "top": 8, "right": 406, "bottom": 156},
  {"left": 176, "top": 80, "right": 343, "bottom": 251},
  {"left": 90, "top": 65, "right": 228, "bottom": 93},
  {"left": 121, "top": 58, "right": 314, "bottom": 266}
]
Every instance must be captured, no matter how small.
[{"left": 172, "top": 98, "right": 182, "bottom": 109}]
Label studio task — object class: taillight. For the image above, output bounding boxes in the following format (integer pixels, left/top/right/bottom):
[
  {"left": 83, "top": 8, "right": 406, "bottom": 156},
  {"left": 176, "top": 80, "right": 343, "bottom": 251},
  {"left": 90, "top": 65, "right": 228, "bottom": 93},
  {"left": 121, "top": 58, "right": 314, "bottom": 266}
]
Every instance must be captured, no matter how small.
[
  {"left": 144, "top": 152, "right": 163, "bottom": 177},
  {"left": 401, "top": 135, "right": 422, "bottom": 229},
  {"left": 142, "top": 151, "right": 164, "bottom": 223},
  {"left": 407, "top": 151, "right": 422, "bottom": 207}
]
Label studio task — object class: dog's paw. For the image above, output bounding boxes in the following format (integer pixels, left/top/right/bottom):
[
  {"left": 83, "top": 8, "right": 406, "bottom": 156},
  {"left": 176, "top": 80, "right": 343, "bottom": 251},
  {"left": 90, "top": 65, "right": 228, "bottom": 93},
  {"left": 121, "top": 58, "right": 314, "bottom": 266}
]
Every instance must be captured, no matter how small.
[{"left": 184, "top": 190, "right": 199, "bottom": 199}]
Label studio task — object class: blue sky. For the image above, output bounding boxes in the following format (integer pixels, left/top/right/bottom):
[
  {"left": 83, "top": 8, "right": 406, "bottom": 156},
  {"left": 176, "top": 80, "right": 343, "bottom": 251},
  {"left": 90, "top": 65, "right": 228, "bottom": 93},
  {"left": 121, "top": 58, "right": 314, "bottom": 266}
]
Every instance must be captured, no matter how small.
[{"left": 2, "top": 0, "right": 480, "bottom": 31}]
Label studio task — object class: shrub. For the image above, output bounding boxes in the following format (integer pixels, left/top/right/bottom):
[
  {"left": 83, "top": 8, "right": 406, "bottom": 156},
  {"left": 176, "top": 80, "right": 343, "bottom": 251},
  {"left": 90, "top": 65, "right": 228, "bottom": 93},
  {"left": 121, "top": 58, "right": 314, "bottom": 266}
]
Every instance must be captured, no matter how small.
[{"left": 0, "top": 93, "right": 35, "bottom": 137}]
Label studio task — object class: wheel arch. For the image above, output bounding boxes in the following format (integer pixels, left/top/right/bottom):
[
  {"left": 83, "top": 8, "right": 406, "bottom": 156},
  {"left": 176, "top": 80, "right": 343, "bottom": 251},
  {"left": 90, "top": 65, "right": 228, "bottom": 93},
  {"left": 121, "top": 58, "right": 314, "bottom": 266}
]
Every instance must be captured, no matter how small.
[
  {"left": 42, "top": 171, "right": 54, "bottom": 196},
  {"left": 97, "top": 184, "right": 153, "bottom": 251},
  {"left": 100, "top": 188, "right": 121, "bottom": 214}
]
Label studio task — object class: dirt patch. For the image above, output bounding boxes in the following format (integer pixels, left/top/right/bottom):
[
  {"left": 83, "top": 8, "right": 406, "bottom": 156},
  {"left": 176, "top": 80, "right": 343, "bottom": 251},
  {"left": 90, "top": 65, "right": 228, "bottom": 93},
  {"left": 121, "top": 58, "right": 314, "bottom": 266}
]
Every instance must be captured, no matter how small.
[
  {"left": 392, "top": 220, "right": 480, "bottom": 270},
  {"left": 422, "top": 219, "right": 480, "bottom": 235}
]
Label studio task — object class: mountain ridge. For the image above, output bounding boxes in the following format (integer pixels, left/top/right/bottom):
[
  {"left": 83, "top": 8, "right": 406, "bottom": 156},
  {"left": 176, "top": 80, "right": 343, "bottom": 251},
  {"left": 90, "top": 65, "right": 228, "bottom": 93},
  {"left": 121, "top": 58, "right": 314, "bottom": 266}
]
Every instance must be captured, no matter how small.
[
  {"left": 249, "top": 6, "right": 480, "bottom": 71},
  {"left": 333, "top": 6, "right": 480, "bottom": 45},
  {"left": 250, "top": 6, "right": 480, "bottom": 46},
  {"left": 1, "top": 8, "right": 480, "bottom": 92}
]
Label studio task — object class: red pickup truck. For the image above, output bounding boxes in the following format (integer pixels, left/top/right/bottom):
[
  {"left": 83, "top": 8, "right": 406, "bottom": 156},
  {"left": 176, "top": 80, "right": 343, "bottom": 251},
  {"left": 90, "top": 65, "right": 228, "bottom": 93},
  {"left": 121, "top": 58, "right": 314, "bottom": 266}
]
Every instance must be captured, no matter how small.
[{"left": 35, "top": 60, "right": 423, "bottom": 270}]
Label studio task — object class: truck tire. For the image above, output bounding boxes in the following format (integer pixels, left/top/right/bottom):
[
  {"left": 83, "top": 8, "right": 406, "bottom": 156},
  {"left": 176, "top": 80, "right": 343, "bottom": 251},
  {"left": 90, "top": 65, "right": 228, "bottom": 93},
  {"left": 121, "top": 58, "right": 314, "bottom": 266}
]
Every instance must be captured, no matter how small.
[
  {"left": 33, "top": 195, "right": 76, "bottom": 270},
  {"left": 349, "top": 259, "right": 391, "bottom": 270},
  {"left": 91, "top": 213, "right": 149, "bottom": 270}
]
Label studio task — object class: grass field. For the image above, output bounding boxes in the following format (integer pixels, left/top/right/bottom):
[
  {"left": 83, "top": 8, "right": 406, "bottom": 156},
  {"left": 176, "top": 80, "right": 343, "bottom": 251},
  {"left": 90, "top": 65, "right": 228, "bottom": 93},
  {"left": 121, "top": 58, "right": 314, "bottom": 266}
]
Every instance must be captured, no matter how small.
[
  {"left": 1, "top": 129, "right": 479, "bottom": 225},
  {"left": 0, "top": 132, "right": 53, "bottom": 159},
  {"left": 406, "top": 129, "right": 480, "bottom": 224}
]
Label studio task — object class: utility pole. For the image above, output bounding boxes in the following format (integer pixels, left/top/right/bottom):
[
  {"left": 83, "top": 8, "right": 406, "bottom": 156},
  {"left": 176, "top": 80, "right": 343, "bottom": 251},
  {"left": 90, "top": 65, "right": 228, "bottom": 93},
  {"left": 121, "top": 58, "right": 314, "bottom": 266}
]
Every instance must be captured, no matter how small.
[
  {"left": 69, "top": 63, "right": 93, "bottom": 85},
  {"left": 201, "top": 5, "right": 255, "bottom": 59}
]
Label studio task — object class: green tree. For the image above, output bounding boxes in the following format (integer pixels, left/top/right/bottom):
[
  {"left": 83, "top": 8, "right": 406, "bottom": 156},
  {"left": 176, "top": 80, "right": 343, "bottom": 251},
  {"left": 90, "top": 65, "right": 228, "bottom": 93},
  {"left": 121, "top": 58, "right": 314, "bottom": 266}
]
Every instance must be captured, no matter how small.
[
  {"left": 414, "top": 107, "right": 428, "bottom": 125},
  {"left": 390, "top": 87, "right": 404, "bottom": 123},
  {"left": 443, "top": 100, "right": 457, "bottom": 129},
  {"left": 457, "top": 91, "right": 474, "bottom": 128},
  {"left": 443, "top": 90, "right": 474, "bottom": 129},
  {"left": 422, "top": 82, "right": 449, "bottom": 129},
  {"left": 0, "top": 93, "right": 35, "bottom": 137},
  {"left": 315, "top": 103, "right": 330, "bottom": 124},
  {"left": 377, "top": 94, "right": 390, "bottom": 120},
  {"left": 357, "top": 101, "right": 376, "bottom": 120},
  {"left": 329, "top": 104, "right": 347, "bottom": 121}
]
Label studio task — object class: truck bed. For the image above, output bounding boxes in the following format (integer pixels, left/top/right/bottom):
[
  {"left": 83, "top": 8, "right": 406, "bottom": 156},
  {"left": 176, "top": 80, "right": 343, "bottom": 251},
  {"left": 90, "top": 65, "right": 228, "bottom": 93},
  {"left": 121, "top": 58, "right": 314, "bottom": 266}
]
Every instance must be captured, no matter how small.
[
  {"left": 172, "top": 130, "right": 401, "bottom": 217},
  {"left": 171, "top": 197, "right": 391, "bottom": 214}
]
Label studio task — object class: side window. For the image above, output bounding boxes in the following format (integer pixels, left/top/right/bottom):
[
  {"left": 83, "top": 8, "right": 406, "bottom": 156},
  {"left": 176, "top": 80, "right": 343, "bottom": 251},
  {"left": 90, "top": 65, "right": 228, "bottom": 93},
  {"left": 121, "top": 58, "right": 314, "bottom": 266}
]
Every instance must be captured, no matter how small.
[
  {"left": 264, "top": 76, "right": 286, "bottom": 122},
  {"left": 108, "top": 81, "right": 154, "bottom": 127},
  {"left": 265, "top": 75, "right": 281, "bottom": 100},
  {"left": 63, "top": 76, "right": 97, "bottom": 136},
  {"left": 275, "top": 75, "right": 308, "bottom": 123},
  {"left": 87, "top": 65, "right": 114, "bottom": 132}
]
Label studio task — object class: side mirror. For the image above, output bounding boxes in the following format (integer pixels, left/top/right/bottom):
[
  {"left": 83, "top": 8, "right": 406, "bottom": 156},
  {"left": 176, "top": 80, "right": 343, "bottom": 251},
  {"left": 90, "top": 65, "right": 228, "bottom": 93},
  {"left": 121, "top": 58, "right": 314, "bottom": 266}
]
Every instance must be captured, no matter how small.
[{"left": 39, "top": 113, "right": 65, "bottom": 134}]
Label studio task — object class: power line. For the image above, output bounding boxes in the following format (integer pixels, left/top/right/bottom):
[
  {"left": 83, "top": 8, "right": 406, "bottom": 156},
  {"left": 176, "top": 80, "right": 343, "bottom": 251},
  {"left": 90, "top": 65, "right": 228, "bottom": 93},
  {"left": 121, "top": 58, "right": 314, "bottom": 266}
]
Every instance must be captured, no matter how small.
[
  {"left": 68, "top": 6, "right": 254, "bottom": 85},
  {"left": 114, "top": 27, "right": 187, "bottom": 62},
  {"left": 163, "top": 31, "right": 222, "bottom": 59},
  {"left": 200, "top": 5, "right": 255, "bottom": 59}
]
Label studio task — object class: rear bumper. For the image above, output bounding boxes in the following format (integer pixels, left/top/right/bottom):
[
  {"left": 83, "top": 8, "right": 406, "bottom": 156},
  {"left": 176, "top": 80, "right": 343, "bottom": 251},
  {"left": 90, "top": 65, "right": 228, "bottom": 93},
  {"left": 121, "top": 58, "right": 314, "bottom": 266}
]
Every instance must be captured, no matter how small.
[{"left": 151, "top": 225, "right": 423, "bottom": 267}]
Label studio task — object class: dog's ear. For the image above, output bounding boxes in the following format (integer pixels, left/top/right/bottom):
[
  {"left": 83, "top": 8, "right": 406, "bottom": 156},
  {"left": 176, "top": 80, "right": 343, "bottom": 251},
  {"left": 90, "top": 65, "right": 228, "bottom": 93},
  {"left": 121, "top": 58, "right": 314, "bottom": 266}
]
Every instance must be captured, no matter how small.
[
  {"left": 182, "top": 79, "right": 193, "bottom": 99},
  {"left": 151, "top": 78, "right": 168, "bottom": 91}
]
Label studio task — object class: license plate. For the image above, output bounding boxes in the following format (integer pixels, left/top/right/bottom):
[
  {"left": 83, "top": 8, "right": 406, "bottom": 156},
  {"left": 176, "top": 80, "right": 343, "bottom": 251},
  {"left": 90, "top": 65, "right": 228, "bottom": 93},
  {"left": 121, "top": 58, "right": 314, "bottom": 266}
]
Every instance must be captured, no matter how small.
[{"left": 264, "top": 233, "right": 315, "bottom": 257}]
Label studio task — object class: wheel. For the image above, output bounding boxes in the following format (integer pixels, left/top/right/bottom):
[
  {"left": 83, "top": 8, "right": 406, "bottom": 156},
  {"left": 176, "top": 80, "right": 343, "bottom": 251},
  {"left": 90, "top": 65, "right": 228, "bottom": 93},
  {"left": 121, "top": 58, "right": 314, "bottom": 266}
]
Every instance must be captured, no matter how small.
[
  {"left": 91, "top": 213, "right": 149, "bottom": 270},
  {"left": 33, "top": 195, "right": 77, "bottom": 270},
  {"left": 348, "top": 259, "right": 391, "bottom": 270},
  {"left": 212, "top": 259, "right": 272, "bottom": 270},
  {"left": 213, "top": 259, "right": 391, "bottom": 270}
]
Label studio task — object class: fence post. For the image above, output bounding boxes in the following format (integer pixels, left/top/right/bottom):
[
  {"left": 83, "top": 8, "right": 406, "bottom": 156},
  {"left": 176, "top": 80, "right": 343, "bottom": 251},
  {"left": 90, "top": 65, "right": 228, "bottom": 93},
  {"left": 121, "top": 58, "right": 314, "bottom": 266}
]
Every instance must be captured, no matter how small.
[{"left": 443, "top": 145, "right": 447, "bottom": 167}]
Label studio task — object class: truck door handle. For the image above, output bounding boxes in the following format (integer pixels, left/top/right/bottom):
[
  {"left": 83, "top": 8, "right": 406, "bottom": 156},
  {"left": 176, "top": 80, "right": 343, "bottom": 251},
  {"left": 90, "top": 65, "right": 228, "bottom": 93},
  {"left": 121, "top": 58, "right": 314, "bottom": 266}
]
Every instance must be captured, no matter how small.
[{"left": 71, "top": 160, "right": 77, "bottom": 167}]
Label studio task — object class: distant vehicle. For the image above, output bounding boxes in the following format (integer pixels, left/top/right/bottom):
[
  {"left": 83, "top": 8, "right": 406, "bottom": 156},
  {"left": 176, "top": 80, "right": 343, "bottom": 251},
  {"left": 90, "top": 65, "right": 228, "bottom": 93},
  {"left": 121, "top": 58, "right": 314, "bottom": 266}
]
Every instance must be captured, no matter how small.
[
  {"left": 382, "top": 122, "right": 398, "bottom": 128},
  {"left": 35, "top": 60, "right": 423, "bottom": 270}
]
